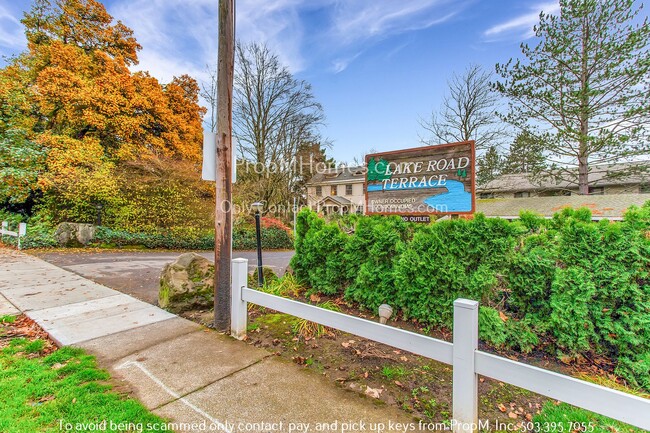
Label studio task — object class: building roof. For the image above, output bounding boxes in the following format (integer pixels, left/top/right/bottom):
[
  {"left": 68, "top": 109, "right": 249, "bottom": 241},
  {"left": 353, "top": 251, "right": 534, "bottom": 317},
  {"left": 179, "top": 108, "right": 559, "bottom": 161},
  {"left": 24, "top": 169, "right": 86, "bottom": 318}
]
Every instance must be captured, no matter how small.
[
  {"left": 480, "top": 161, "right": 649, "bottom": 192},
  {"left": 308, "top": 166, "right": 366, "bottom": 185},
  {"left": 476, "top": 194, "right": 648, "bottom": 220},
  {"left": 316, "top": 195, "right": 353, "bottom": 206}
]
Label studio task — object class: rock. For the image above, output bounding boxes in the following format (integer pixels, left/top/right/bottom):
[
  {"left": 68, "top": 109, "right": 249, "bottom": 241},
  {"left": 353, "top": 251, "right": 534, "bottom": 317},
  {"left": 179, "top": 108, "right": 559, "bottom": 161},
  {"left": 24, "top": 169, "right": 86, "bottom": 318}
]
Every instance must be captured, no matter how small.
[
  {"left": 54, "top": 222, "right": 97, "bottom": 247},
  {"left": 247, "top": 266, "right": 278, "bottom": 287},
  {"left": 159, "top": 253, "right": 214, "bottom": 313}
]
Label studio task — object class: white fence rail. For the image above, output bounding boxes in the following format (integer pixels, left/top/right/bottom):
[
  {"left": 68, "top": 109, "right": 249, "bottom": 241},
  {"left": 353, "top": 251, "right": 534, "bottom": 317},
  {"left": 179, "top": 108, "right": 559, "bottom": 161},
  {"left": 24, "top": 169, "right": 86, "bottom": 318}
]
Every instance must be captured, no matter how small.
[
  {"left": 230, "top": 258, "right": 650, "bottom": 432},
  {"left": 0, "top": 221, "right": 27, "bottom": 249}
]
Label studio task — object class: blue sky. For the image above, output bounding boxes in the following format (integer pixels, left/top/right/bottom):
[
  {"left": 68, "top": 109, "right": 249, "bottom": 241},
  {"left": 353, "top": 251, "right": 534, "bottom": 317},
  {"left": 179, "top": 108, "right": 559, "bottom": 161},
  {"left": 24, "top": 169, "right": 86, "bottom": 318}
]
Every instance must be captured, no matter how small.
[{"left": 0, "top": 0, "right": 605, "bottom": 163}]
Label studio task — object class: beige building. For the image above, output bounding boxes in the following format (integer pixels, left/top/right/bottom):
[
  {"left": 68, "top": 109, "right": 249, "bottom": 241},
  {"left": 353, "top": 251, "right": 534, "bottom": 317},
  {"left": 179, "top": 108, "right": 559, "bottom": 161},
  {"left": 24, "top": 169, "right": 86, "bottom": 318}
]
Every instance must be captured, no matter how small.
[
  {"left": 306, "top": 166, "right": 366, "bottom": 215},
  {"left": 479, "top": 162, "right": 649, "bottom": 199},
  {"left": 305, "top": 161, "right": 650, "bottom": 219}
]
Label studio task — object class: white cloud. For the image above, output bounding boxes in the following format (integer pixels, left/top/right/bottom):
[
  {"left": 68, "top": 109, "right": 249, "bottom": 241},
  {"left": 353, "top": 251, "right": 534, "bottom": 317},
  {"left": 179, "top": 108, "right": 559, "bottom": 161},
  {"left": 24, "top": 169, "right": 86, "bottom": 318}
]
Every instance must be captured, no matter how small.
[
  {"left": 109, "top": 0, "right": 218, "bottom": 83},
  {"left": 0, "top": 5, "right": 26, "bottom": 51},
  {"left": 483, "top": 1, "right": 559, "bottom": 40},
  {"left": 323, "top": 0, "right": 465, "bottom": 72},
  {"left": 107, "top": 0, "right": 468, "bottom": 80},
  {"left": 330, "top": 0, "right": 459, "bottom": 45},
  {"left": 235, "top": 0, "right": 313, "bottom": 72}
]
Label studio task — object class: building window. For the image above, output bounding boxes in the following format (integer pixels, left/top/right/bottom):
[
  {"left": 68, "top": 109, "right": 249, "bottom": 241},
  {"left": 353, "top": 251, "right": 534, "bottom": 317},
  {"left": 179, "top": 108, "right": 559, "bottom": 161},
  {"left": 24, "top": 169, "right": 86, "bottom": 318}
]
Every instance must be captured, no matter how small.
[
  {"left": 478, "top": 193, "right": 495, "bottom": 199},
  {"left": 514, "top": 192, "right": 530, "bottom": 198},
  {"left": 331, "top": 185, "right": 337, "bottom": 196},
  {"left": 641, "top": 184, "right": 650, "bottom": 194},
  {"left": 542, "top": 190, "right": 571, "bottom": 197},
  {"left": 315, "top": 186, "right": 322, "bottom": 197},
  {"left": 346, "top": 184, "right": 353, "bottom": 195},
  {"left": 589, "top": 186, "right": 604, "bottom": 195}
]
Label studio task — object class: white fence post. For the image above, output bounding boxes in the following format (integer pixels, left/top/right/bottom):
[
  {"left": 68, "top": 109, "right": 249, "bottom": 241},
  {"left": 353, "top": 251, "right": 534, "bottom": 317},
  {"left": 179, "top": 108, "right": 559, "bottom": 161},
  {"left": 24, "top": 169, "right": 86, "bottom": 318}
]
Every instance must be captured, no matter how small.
[
  {"left": 453, "top": 298, "right": 479, "bottom": 433},
  {"left": 230, "top": 258, "right": 248, "bottom": 340},
  {"left": 18, "top": 222, "right": 27, "bottom": 250}
]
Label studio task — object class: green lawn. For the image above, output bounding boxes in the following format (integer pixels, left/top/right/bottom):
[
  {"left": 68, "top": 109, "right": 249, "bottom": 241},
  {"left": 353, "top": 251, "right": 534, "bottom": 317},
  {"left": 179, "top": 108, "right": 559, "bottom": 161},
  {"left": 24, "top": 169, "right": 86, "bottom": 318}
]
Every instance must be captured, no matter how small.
[
  {"left": 0, "top": 327, "right": 168, "bottom": 432},
  {"left": 533, "top": 402, "right": 646, "bottom": 433}
]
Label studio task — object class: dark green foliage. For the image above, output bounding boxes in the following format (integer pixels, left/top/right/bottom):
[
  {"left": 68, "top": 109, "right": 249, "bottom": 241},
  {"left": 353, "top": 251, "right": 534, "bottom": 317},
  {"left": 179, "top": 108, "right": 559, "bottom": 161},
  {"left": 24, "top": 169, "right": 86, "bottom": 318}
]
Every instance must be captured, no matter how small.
[
  {"left": 344, "top": 216, "right": 412, "bottom": 310},
  {"left": 0, "top": 209, "right": 293, "bottom": 250},
  {"left": 550, "top": 267, "right": 597, "bottom": 353},
  {"left": 290, "top": 209, "right": 347, "bottom": 295},
  {"left": 292, "top": 205, "right": 650, "bottom": 390},
  {"left": 0, "top": 211, "right": 58, "bottom": 249},
  {"left": 507, "top": 238, "right": 556, "bottom": 318},
  {"left": 232, "top": 225, "right": 293, "bottom": 250},
  {"left": 93, "top": 226, "right": 292, "bottom": 250},
  {"left": 93, "top": 226, "right": 215, "bottom": 250},
  {"left": 394, "top": 214, "right": 523, "bottom": 326},
  {"left": 478, "top": 307, "right": 508, "bottom": 347},
  {"left": 507, "top": 207, "right": 650, "bottom": 389}
]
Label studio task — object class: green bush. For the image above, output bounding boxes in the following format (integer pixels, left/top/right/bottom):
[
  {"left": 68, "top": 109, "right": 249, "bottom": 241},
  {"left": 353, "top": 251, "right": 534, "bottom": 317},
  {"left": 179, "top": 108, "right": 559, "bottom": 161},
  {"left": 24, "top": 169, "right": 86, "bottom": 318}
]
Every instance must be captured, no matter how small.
[
  {"left": 0, "top": 211, "right": 57, "bottom": 249},
  {"left": 94, "top": 225, "right": 293, "bottom": 250},
  {"left": 394, "top": 214, "right": 523, "bottom": 326},
  {"left": 290, "top": 205, "right": 650, "bottom": 391},
  {"left": 343, "top": 216, "right": 412, "bottom": 310},
  {"left": 290, "top": 209, "right": 348, "bottom": 295}
]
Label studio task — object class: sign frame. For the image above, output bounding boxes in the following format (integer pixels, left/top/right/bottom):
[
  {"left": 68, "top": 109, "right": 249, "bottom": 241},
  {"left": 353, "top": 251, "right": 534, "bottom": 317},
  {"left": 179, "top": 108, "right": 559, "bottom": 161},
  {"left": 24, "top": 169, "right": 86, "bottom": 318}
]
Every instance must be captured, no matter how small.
[{"left": 364, "top": 141, "right": 476, "bottom": 217}]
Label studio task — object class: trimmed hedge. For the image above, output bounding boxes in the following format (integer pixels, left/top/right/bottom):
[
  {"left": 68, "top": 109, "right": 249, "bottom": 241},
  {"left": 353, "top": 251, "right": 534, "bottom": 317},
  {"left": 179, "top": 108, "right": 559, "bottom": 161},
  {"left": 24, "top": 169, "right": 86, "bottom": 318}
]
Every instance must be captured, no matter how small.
[
  {"left": 0, "top": 210, "right": 293, "bottom": 250},
  {"left": 93, "top": 226, "right": 293, "bottom": 250},
  {"left": 290, "top": 204, "right": 650, "bottom": 391}
]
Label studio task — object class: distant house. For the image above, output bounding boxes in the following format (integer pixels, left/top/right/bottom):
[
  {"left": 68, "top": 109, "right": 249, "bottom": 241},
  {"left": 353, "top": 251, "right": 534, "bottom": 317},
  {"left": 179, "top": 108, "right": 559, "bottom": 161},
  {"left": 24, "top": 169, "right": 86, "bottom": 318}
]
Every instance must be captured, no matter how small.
[
  {"left": 305, "top": 161, "right": 649, "bottom": 219},
  {"left": 478, "top": 161, "right": 649, "bottom": 199},
  {"left": 306, "top": 166, "right": 366, "bottom": 215}
]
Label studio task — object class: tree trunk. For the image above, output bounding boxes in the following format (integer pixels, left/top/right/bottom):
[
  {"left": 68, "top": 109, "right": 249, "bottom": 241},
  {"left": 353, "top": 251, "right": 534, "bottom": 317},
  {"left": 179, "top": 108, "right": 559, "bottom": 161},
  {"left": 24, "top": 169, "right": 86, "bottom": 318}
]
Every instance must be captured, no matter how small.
[
  {"left": 578, "top": 11, "right": 590, "bottom": 196},
  {"left": 578, "top": 154, "right": 589, "bottom": 195}
]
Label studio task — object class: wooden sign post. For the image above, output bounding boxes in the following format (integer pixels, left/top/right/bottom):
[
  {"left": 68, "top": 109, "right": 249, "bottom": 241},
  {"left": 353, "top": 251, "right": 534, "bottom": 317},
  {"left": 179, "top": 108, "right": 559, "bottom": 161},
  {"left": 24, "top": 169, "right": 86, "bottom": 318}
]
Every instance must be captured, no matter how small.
[{"left": 214, "top": 0, "right": 235, "bottom": 331}]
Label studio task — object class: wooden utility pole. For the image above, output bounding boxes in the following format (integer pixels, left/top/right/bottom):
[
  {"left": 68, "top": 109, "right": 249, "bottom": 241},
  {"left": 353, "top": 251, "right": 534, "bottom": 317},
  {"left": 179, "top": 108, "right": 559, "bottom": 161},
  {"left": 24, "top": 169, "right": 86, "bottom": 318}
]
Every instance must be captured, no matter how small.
[{"left": 214, "top": 0, "right": 235, "bottom": 331}]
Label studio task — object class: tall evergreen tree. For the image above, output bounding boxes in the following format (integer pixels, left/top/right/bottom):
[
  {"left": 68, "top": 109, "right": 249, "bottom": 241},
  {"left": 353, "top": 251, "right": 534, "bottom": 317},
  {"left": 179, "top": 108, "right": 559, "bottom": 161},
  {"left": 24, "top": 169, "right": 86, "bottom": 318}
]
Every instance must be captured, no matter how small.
[
  {"left": 495, "top": 0, "right": 650, "bottom": 194},
  {"left": 477, "top": 145, "right": 503, "bottom": 186},
  {"left": 503, "top": 131, "right": 546, "bottom": 175}
]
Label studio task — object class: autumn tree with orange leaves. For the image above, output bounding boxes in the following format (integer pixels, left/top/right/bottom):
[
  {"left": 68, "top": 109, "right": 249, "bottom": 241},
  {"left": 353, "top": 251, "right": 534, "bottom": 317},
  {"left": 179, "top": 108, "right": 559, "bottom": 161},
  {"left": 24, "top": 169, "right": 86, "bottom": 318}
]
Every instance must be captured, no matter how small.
[{"left": 0, "top": 0, "right": 207, "bottom": 226}]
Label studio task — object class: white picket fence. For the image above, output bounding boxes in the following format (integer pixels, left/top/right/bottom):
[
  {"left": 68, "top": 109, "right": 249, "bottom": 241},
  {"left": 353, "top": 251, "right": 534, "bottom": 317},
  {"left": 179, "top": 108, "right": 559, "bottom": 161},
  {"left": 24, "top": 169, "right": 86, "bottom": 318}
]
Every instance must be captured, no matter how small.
[
  {"left": 0, "top": 221, "right": 27, "bottom": 249},
  {"left": 230, "top": 258, "right": 650, "bottom": 433}
]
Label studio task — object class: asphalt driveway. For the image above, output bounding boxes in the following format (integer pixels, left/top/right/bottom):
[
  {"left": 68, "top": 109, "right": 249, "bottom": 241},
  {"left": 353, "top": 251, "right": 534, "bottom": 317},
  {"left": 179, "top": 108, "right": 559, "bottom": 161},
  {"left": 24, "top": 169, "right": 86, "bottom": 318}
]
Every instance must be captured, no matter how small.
[{"left": 32, "top": 250, "right": 294, "bottom": 305}]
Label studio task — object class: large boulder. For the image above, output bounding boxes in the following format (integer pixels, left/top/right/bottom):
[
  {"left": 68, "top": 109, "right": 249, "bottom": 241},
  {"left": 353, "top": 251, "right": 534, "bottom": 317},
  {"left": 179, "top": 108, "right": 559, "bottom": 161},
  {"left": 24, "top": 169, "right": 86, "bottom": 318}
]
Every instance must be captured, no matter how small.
[
  {"left": 159, "top": 253, "right": 214, "bottom": 313},
  {"left": 54, "top": 222, "right": 97, "bottom": 247}
]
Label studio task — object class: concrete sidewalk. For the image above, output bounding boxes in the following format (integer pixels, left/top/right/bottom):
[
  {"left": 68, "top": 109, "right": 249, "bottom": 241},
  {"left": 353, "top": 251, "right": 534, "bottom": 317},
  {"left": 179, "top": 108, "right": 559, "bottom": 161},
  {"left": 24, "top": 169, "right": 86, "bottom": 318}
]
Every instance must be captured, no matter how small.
[{"left": 0, "top": 248, "right": 416, "bottom": 433}]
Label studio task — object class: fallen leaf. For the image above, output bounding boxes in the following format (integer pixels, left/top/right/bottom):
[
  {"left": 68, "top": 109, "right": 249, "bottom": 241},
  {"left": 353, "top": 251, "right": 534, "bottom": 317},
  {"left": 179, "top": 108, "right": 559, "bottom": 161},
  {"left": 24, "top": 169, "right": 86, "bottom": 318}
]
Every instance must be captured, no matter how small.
[
  {"left": 508, "top": 412, "right": 518, "bottom": 419},
  {"left": 363, "top": 371, "right": 368, "bottom": 378},
  {"left": 394, "top": 380, "right": 403, "bottom": 387},
  {"left": 525, "top": 414, "right": 532, "bottom": 421},
  {"left": 310, "top": 294, "right": 321, "bottom": 302},
  {"left": 498, "top": 404, "right": 507, "bottom": 413},
  {"left": 400, "top": 356, "right": 408, "bottom": 362},
  {"left": 499, "top": 311, "right": 508, "bottom": 322},
  {"left": 365, "top": 386, "right": 383, "bottom": 399},
  {"left": 341, "top": 342, "right": 351, "bottom": 348}
]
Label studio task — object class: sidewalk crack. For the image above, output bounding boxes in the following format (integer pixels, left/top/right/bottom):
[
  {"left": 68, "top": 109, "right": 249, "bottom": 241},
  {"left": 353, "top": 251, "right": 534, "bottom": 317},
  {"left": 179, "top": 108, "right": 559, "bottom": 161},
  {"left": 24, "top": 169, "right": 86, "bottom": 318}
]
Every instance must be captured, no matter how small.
[{"left": 151, "top": 353, "right": 274, "bottom": 411}]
